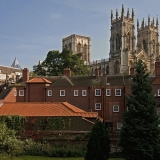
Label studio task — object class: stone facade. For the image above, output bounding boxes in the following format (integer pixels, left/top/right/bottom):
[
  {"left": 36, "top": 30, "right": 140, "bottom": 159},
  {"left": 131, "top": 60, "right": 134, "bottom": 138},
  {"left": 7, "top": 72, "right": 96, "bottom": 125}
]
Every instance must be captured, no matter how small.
[
  {"left": 62, "top": 34, "right": 91, "bottom": 63},
  {"left": 89, "top": 5, "right": 160, "bottom": 76}
]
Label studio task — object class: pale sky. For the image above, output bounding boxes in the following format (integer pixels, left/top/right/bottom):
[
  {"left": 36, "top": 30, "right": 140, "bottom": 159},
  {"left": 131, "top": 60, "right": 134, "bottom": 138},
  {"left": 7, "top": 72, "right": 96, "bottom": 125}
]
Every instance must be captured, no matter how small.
[{"left": 0, "top": 0, "right": 159, "bottom": 70}]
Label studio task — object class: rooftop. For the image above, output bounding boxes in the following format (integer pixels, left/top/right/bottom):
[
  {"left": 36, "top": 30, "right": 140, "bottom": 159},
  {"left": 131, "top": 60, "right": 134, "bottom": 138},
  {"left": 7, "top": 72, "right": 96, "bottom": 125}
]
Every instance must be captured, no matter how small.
[{"left": 0, "top": 102, "right": 98, "bottom": 118}]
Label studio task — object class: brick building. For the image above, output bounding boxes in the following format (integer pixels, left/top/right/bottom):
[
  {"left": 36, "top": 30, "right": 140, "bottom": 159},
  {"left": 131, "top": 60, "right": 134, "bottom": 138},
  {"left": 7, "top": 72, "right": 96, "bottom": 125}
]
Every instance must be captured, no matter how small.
[{"left": 1, "top": 62, "right": 160, "bottom": 136}]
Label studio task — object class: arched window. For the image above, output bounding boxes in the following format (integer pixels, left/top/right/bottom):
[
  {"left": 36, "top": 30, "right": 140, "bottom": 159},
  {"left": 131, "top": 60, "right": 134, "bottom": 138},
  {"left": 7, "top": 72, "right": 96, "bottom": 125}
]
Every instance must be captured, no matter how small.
[
  {"left": 126, "top": 33, "right": 130, "bottom": 49},
  {"left": 69, "top": 43, "right": 72, "bottom": 50},
  {"left": 83, "top": 45, "right": 87, "bottom": 61},
  {"left": 77, "top": 43, "right": 81, "bottom": 53},
  {"left": 106, "top": 65, "right": 109, "bottom": 74},
  {"left": 153, "top": 40, "right": 155, "bottom": 55},
  {"left": 143, "top": 40, "right": 147, "bottom": 52},
  {"left": 114, "top": 61, "right": 120, "bottom": 74},
  {"left": 99, "top": 66, "right": 101, "bottom": 75},
  {"left": 116, "top": 34, "right": 121, "bottom": 50}
]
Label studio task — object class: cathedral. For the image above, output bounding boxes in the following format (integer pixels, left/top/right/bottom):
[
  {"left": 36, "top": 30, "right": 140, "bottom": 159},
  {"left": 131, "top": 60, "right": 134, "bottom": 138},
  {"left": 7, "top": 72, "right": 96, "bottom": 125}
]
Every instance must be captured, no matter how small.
[
  {"left": 62, "top": 34, "right": 91, "bottom": 63},
  {"left": 63, "top": 5, "right": 160, "bottom": 76},
  {"left": 108, "top": 4, "right": 160, "bottom": 75}
]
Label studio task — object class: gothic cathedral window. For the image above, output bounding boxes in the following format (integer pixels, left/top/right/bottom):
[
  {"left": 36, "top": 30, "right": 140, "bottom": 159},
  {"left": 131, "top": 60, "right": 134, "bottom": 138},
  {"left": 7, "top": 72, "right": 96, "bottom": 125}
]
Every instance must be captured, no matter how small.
[
  {"left": 83, "top": 45, "right": 87, "bottom": 61},
  {"left": 153, "top": 40, "right": 155, "bottom": 55},
  {"left": 114, "top": 61, "right": 120, "bottom": 74},
  {"left": 77, "top": 43, "right": 81, "bottom": 53},
  {"left": 143, "top": 40, "right": 147, "bottom": 52},
  {"left": 69, "top": 43, "right": 72, "bottom": 50},
  {"left": 116, "top": 34, "right": 121, "bottom": 50},
  {"left": 106, "top": 65, "right": 109, "bottom": 74},
  {"left": 126, "top": 33, "right": 130, "bottom": 49}
]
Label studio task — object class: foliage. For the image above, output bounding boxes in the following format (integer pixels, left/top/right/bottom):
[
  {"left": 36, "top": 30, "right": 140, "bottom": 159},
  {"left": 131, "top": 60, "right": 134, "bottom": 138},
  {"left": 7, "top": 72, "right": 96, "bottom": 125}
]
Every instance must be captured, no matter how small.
[
  {"left": 29, "top": 71, "right": 37, "bottom": 77},
  {"left": 26, "top": 117, "right": 71, "bottom": 131},
  {"left": 109, "top": 144, "right": 123, "bottom": 158},
  {"left": 0, "top": 123, "right": 24, "bottom": 160},
  {"left": 0, "top": 115, "right": 26, "bottom": 131},
  {"left": 34, "top": 49, "right": 89, "bottom": 76},
  {"left": 24, "top": 140, "right": 87, "bottom": 157},
  {"left": 118, "top": 59, "right": 160, "bottom": 160},
  {"left": 85, "top": 119, "right": 110, "bottom": 160}
]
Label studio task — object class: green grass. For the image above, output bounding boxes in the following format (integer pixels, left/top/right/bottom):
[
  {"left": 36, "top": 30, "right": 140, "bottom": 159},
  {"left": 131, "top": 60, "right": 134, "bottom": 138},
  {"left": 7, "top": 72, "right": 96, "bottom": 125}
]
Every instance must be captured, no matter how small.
[{"left": 13, "top": 156, "right": 125, "bottom": 160}]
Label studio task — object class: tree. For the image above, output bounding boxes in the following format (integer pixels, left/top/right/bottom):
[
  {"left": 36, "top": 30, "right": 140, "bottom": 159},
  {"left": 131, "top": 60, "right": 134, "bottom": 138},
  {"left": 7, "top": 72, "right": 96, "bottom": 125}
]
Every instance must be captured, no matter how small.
[
  {"left": 119, "top": 59, "right": 160, "bottom": 160},
  {"left": 34, "top": 49, "right": 89, "bottom": 76},
  {"left": 85, "top": 119, "right": 110, "bottom": 160},
  {"left": 0, "top": 122, "right": 24, "bottom": 160}
]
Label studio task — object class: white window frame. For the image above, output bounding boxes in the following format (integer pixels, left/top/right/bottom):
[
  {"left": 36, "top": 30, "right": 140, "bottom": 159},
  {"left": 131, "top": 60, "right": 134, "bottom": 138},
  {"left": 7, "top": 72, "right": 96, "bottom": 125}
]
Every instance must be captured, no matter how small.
[
  {"left": 48, "top": 90, "right": 52, "bottom": 96},
  {"left": 95, "top": 89, "right": 101, "bottom": 96},
  {"left": 158, "top": 89, "right": 160, "bottom": 96},
  {"left": 115, "top": 89, "right": 121, "bottom": 96},
  {"left": 19, "top": 90, "right": 24, "bottom": 96},
  {"left": 106, "top": 89, "right": 111, "bottom": 96},
  {"left": 113, "top": 105, "right": 119, "bottom": 112},
  {"left": 95, "top": 103, "right": 101, "bottom": 110},
  {"left": 60, "top": 90, "right": 65, "bottom": 96},
  {"left": 14, "top": 90, "right": 17, "bottom": 96},
  {"left": 82, "top": 90, "right": 87, "bottom": 96},
  {"left": 117, "top": 123, "right": 123, "bottom": 130},
  {"left": 74, "top": 90, "right": 78, "bottom": 96}
]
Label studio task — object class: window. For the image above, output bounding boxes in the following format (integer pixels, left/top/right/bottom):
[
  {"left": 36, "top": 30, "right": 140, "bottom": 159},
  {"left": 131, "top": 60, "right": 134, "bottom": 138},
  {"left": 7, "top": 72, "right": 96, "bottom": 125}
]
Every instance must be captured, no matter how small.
[
  {"left": 60, "top": 90, "right": 65, "bottom": 96},
  {"left": 82, "top": 90, "right": 87, "bottom": 96},
  {"left": 106, "top": 89, "right": 111, "bottom": 96},
  {"left": 113, "top": 105, "right": 119, "bottom": 112},
  {"left": 19, "top": 90, "right": 24, "bottom": 96},
  {"left": 14, "top": 90, "right": 17, "bottom": 96},
  {"left": 115, "top": 89, "right": 121, "bottom": 96},
  {"left": 95, "top": 89, "right": 101, "bottom": 96},
  {"left": 95, "top": 103, "right": 101, "bottom": 110},
  {"left": 158, "top": 89, "right": 160, "bottom": 96},
  {"left": 74, "top": 90, "right": 78, "bottom": 96},
  {"left": 117, "top": 123, "right": 123, "bottom": 129},
  {"left": 48, "top": 90, "right": 52, "bottom": 96}
]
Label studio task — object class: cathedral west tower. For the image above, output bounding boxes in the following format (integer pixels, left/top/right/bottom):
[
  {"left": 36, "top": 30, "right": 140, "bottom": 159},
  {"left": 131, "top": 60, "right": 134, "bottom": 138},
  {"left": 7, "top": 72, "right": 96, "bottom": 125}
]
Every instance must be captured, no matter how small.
[
  {"left": 136, "top": 16, "right": 160, "bottom": 74},
  {"left": 109, "top": 5, "right": 136, "bottom": 75}
]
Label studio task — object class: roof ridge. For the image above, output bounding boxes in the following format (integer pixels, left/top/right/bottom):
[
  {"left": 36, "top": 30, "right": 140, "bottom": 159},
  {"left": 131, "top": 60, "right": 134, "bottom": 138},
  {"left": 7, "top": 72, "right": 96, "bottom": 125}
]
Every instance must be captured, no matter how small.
[
  {"left": 82, "top": 117, "right": 95, "bottom": 124},
  {"left": 62, "top": 102, "right": 85, "bottom": 113},
  {"left": 0, "top": 88, "right": 12, "bottom": 100},
  {"left": 63, "top": 76, "right": 74, "bottom": 86}
]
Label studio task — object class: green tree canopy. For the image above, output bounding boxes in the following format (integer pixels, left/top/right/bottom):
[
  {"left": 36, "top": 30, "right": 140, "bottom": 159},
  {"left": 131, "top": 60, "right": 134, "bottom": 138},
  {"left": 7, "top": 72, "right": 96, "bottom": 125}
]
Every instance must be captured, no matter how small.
[
  {"left": 85, "top": 119, "right": 110, "bottom": 160},
  {"left": 119, "top": 59, "right": 160, "bottom": 160},
  {"left": 34, "top": 49, "right": 89, "bottom": 76}
]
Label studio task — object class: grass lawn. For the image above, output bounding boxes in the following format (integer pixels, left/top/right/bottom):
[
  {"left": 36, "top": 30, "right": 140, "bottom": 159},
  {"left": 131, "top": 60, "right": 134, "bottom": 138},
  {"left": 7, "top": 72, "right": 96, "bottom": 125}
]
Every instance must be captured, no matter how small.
[{"left": 13, "top": 156, "right": 125, "bottom": 160}]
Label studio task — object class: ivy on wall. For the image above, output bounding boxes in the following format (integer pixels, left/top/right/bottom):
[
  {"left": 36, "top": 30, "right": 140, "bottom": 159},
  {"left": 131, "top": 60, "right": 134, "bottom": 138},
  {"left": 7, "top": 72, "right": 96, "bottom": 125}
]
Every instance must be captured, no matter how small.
[
  {"left": 26, "top": 117, "right": 72, "bottom": 131},
  {"left": 0, "top": 115, "right": 26, "bottom": 131}
]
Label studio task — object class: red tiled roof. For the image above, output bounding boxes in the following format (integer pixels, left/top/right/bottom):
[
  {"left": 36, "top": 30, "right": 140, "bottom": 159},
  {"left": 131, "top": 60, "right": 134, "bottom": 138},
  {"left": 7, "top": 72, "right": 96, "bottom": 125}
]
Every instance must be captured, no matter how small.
[
  {"left": 26, "top": 77, "right": 52, "bottom": 84},
  {"left": 0, "top": 102, "right": 98, "bottom": 118}
]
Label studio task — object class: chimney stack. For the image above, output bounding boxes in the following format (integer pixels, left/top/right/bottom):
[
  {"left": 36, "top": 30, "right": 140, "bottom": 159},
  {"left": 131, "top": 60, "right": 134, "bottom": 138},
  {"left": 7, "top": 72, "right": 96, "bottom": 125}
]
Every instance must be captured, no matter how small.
[
  {"left": 23, "top": 68, "right": 29, "bottom": 82},
  {"left": 63, "top": 68, "right": 71, "bottom": 76}
]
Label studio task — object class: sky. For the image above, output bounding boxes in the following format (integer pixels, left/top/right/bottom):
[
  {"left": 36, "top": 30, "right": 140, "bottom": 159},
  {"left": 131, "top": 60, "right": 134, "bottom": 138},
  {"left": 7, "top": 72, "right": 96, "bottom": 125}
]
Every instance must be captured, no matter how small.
[{"left": 0, "top": 0, "right": 160, "bottom": 70}]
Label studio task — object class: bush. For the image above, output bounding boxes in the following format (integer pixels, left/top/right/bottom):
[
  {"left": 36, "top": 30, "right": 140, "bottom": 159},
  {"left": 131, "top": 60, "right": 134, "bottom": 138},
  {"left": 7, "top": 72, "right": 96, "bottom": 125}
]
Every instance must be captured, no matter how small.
[{"left": 23, "top": 140, "right": 87, "bottom": 157}]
